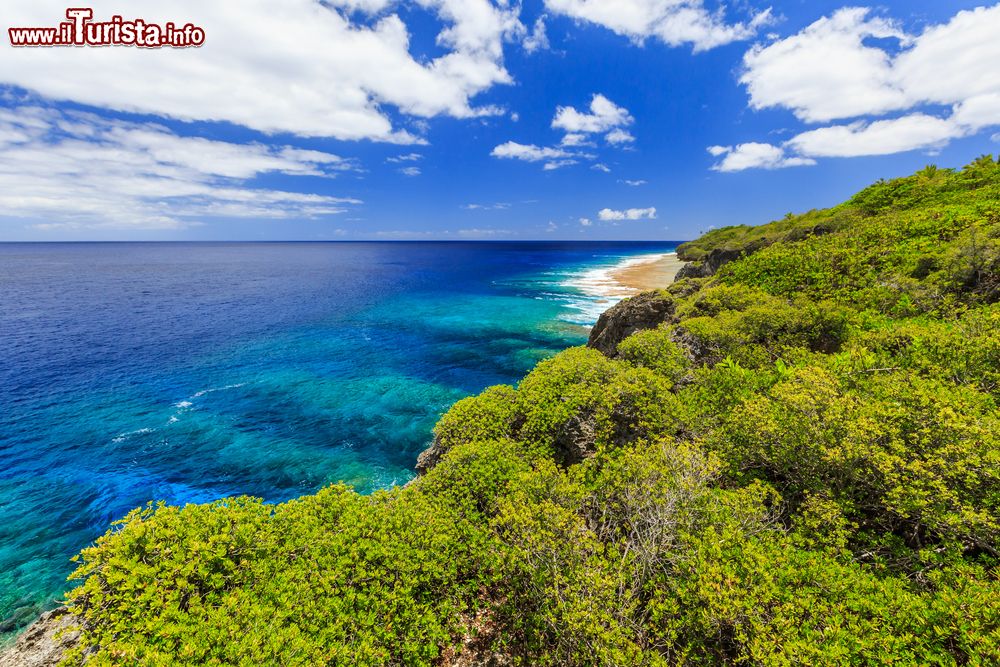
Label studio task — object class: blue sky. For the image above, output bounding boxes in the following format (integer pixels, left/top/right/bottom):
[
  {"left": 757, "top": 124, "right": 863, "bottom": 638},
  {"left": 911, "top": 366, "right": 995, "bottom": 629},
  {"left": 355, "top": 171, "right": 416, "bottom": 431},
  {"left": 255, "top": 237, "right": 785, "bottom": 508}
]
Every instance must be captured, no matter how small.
[{"left": 1, "top": 0, "right": 997, "bottom": 241}]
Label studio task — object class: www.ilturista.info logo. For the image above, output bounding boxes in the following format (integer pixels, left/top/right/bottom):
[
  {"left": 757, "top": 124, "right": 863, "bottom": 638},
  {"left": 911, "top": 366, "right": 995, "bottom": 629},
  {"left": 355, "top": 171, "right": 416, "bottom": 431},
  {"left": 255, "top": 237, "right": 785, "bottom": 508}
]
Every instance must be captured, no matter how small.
[{"left": 8, "top": 8, "right": 205, "bottom": 48}]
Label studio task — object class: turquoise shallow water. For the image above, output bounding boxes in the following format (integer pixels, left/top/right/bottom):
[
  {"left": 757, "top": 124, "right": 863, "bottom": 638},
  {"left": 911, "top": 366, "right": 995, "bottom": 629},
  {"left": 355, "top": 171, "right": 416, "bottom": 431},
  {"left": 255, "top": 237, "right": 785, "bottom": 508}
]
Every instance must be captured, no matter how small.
[{"left": 0, "top": 241, "right": 677, "bottom": 636}]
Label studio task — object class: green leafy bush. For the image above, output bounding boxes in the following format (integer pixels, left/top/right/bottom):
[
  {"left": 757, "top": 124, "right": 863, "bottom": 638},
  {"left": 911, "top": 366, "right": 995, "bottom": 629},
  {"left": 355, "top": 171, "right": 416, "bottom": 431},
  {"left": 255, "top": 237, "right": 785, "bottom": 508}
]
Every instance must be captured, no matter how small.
[
  {"left": 710, "top": 367, "right": 1000, "bottom": 563},
  {"left": 432, "top": 384, "right": 519, "bottom": 452},
  {"left": 512, "top": 347, "right": 680, "bottom": 463},
  {"left": 615, "top": 328, "right": 691, "bottom": 383}
]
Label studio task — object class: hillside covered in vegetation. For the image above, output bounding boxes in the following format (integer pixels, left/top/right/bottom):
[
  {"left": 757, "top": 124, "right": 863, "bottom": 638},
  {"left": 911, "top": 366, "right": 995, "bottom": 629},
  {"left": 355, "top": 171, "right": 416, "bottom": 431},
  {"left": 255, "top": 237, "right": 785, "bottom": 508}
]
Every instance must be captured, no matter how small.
[{"left": 59, "top": 157, "right": 999, "bottom": 665}]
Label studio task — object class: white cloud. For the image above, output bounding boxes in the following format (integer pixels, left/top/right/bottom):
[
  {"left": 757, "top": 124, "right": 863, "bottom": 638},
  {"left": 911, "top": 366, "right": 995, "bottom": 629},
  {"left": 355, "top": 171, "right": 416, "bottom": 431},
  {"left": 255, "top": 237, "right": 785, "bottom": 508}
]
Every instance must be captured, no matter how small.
[
  {"left": 492, "top": 91, "right": 634, "bottom": 171},
  {"left": 893, "top": 6, "right": 1000, "bottom": 114},
  {"left": 579, "top": 217, "right": 593, "bottom": 226},
  {"left": 739, "top": 5, "right": 1000, "bottom": 127},
  {"left": 386, "top": 152, "right": 423, "bottom": 162},
  {"left": 621, "top": 179, "right": 647, "bottom": 186},
  {"left": 597, "top": 206, "right": 656, "bottom": 220},
  {"left": 591, "top": 163, "right": 611, "bottom": 172},
  {"left": 993, "top": 132, "right": 1000, "bottom": 144},
  {"left": 523, "top": 16, "right": 550, "bottom": 53},
  {"left": 605, "top": 128, "right": 635, "bottom": 145},
  {"left": 951, "top": 93, "right": 1000, "bottom": 134},
  {"left": 544, "top": 0, "right": 771, "bottom": 51},
  {"left": 560, "top": 133, "right": 593, "bottom": 147},
  {"left": 552, "top": 94, "right": 632, "bottom": 134},
  {"left": 327, "top": 0, "right": 394, "bottom": 14},
  {"left": 0, "top": 105, "right": 359, "bottom": 230},
  {"left": 495, "top": 93, "right": 632, "bottom": 170},
  {"left": 398, "top": 166, "right": 422, "bottom": 176},
  {"left": 720, "top": 5, "right": 1000, "bottom": 170},
  {"left": 709, "top": 143, "right": 815, "bottom": 172},
  {"left": 1, "top": 0, "right": 527, "bottom": 142},
  {"left": 491, "top": 141, "right": 575, "bottom": 161},
  {"left": 786, "top": 114, "right": 959, "bottom": 158},
  {"left": 711, "top": 112, "right": 978, "bottom": 171},
  {"left": 544, "top": 159, "right": 579, "bottom": 170},
  {"left": 740, "top": 8, "right": 909, "bottom": 123},
  {"left": 463, "top": 202, "right": 510, "bottom": 210}
]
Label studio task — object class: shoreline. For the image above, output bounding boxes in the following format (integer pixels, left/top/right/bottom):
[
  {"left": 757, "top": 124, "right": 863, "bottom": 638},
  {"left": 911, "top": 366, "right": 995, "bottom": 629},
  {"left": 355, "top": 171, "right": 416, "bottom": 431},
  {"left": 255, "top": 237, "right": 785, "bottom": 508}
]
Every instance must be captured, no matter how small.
[
  {"left": 557, "top": 252, "right": 687, "bottom": 325},
  {"left": 564, "top": 252, "right": 687, "bottom": 302},
  {"left": 610, "top": 252, "right": 687, "bottom": 293}
]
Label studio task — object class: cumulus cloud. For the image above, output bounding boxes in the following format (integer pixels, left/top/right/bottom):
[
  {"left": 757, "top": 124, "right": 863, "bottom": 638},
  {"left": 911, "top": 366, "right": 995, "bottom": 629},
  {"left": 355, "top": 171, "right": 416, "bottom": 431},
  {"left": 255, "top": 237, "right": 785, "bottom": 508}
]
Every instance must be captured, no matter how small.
[
  {"left": 386, "top": 153, "right": 423, "bottom": 163},
  {"left": 543, "top": 159, "right": 579, "bottom": 170},
  {"left": 592, "top": 163, "right": 611, "bottom": 172},
  {"left": 597, "top": 206, "right": 657, "bottom": 220},
  {"left": 523, "top": 16, "right": 550, "bottom": 53},
  {"left": 544, "top": 0, "right": 771, "bottom": 51},
  {"left": 720, "top": 5, "right": 1000, "bottom": 170},
  {"left": 560, "top": 133, "right": 593, "bottom": 147},
  {"left": 1, "top": 0, "right": 528, "bottom": 142},
  {"left": 579, "top": 217, "right": 593, "bottom": 226},
  {"left": 605, "top": 128, "right": 635, "bottom": 145},
  {"left": 0, "top": 104, "right": 359, "bottom": 230},
  {"left": 491, "top": 141, "right": 575, "bottom": 161},
  {"left": 740, "top": 8, "right": 909, "bottom": 123},
  {"left": 398, "top": 166, "right": 422, "bottom": 176},
  {"left": 710, "top": 113, "right": 967, "bottom": 171},
  {"left": 552, "top": 94, "right": 632, "bottom": 134},
  {"left": 785, "top": 114, "right": 959, "bottom": 158},
  {"left": 708, "top": 143, "right": 815, "bottom": 172},
  {"left": 493, "top": 93, "right": 632, "bottom": 170}
]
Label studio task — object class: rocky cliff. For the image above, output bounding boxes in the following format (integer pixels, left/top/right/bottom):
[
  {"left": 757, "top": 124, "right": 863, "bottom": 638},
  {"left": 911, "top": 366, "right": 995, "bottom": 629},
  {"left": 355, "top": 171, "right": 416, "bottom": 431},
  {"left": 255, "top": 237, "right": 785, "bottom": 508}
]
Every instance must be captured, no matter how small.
[
  {"left": 586, "top": 289, "right": 676, "bottom": 357},
  {"left": 0, "top": 609, "right": 79, "bottom": 667}
]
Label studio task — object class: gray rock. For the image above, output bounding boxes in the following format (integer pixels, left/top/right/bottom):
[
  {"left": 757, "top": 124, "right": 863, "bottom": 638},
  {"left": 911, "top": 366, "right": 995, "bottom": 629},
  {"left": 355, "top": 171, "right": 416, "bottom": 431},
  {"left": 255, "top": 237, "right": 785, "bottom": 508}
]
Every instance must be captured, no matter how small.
[
  {"left": 587, "top": 290, "right": 676, "bottom": 357},
  {"left": 414, "top": 435, "right": 445, "bottom": 475},
  {"left": 0, "top": 608, "right": 79, "bottom": 667},
  {"left": 674, "top": 244, "right": 759, "bottom": 280}
]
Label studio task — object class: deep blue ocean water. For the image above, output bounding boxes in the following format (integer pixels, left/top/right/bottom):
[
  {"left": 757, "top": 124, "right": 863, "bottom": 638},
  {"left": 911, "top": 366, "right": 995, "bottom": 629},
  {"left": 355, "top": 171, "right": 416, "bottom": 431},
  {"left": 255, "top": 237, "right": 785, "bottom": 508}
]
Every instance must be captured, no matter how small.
[{"left": 0, "top": 241, "right": 677, "bottom": 636}]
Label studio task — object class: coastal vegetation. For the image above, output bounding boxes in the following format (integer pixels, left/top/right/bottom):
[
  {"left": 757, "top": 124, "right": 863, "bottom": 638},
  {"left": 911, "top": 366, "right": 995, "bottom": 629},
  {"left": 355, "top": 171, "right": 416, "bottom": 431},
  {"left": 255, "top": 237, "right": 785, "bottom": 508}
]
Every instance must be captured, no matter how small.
[{"left": 61, "top": 157, "right": 1000, "bottom": 665}]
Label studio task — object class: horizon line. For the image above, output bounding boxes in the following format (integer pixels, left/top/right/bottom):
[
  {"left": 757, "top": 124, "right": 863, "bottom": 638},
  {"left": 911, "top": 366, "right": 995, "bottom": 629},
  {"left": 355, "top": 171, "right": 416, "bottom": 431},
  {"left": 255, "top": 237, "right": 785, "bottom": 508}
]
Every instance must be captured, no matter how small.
[{"left": 0, "top": 239, "right": 691, "bottom": 244}]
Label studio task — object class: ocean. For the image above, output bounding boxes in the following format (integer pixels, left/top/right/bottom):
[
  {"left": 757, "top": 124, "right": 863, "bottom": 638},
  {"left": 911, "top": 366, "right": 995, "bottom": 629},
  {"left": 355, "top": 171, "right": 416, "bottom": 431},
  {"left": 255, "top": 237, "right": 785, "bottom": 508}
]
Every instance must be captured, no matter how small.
[{"left": 0, "top": 241, "right": 677, "bottom": 636}]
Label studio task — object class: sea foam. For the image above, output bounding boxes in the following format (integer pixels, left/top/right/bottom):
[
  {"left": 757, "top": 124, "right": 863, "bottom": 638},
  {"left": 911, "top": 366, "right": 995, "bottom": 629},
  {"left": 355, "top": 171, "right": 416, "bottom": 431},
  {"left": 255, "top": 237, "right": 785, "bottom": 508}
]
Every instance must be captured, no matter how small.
[{"left": 556, "top": 252, "right": 673, "bottom": 325}]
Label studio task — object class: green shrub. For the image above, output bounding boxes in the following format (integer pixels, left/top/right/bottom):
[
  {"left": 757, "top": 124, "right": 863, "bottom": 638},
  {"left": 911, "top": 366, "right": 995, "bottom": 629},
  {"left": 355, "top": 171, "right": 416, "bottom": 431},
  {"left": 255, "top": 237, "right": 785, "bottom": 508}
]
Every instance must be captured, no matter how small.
[
  {"left": 616, "top": 328, "right": 691, "bottom": 383},
  {"left": 663, "top": 527, "right": 1000, "bottom": 666},
  {"left": 710, "top": 366, "right": 1000, "bottom": 562},
  {"left": 675, "top": 293, "right": 850, "bottom": 366},
  {"left": 513, "top": 347, "right": 680, "bottom": 463},
  {"left": 433, "top": 384, "right": 519, "bottom": 452},
  {"left": 417, "top": 438, "right": 533, "bottom": 520},
  {"left": 65, "top": 488, "right": 497, "bottom": 666}
]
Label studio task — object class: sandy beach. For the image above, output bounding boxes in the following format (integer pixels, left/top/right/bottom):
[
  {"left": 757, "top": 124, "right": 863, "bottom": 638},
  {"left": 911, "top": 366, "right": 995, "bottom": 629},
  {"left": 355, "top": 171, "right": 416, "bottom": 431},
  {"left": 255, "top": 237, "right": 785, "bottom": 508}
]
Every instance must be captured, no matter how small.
[
  {"left": 610, "top": 252, "right": 687, "bottom": 292},
  {"left": 561, "top": 252, "right": 688, "bottom": 323}
]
